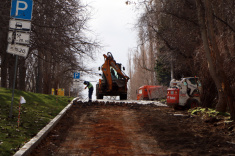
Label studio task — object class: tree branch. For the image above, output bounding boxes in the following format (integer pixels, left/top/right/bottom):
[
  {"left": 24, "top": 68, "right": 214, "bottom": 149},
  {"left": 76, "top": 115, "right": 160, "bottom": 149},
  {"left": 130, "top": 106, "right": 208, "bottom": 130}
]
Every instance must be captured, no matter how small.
[{"left": 213, "top": 14, "right": 235, "bottom": 32}]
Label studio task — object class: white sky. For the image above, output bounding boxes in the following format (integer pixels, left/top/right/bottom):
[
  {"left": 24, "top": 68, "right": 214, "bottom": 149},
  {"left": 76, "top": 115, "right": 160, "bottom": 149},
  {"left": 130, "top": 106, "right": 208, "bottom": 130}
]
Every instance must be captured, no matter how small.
[
  {"left": 79, "top": 0, "right": 140, "bottom": 99},
  {"left": 83, "top": 0, "right": 139, "bottom": 68}
]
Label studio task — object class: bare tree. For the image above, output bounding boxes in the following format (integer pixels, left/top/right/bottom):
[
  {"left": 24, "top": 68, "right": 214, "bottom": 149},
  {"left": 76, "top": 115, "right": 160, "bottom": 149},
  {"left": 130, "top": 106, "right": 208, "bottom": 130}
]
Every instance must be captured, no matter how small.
[
  {"left": 196, "top": 0, "right": 235, "bottom": 119},
  {"left": 0, "top": 1, "right": 11, "bottom": 88},
  {"left": 129, "top": 0, "right": 235, "bottom": 119},
  {"left": 0, "top": 0, "right": 100, "bottom": 97}
]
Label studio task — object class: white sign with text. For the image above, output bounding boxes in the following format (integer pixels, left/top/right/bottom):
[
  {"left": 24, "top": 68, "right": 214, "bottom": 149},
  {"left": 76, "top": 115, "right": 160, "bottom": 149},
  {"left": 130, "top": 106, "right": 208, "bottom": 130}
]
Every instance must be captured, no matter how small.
[
  {"left": 8, "top": 31, "right": 30, "bottom": 45},
  {"left": 7, "top": 44, "right": 29, "bottom": 57}
]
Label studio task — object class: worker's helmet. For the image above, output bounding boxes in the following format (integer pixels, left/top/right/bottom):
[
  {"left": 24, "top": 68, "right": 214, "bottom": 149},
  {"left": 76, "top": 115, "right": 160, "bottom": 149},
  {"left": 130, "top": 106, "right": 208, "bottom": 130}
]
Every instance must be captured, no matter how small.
[{"left": 83, "top": 81, "right": 87, "bottom": 85}]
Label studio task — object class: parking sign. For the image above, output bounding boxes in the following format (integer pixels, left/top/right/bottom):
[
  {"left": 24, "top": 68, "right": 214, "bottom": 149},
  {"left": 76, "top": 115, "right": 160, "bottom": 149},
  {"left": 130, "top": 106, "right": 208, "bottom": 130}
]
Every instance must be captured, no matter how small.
[
  {"left": 11, "top": 0, "right": 33, "bottom": 20},
  {"left": 74, "top": 72, "right": 80, "bottom": 79}
]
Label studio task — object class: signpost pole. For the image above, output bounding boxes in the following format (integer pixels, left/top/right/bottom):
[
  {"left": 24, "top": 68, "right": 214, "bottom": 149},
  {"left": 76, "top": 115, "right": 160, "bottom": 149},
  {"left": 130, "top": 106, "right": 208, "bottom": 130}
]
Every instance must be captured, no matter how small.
[
  {"left": 8, "top": 0, "right": 33, "bottom": 118},
  {"left": 9, "top": 55, "right": 19, "bottom": 118}
]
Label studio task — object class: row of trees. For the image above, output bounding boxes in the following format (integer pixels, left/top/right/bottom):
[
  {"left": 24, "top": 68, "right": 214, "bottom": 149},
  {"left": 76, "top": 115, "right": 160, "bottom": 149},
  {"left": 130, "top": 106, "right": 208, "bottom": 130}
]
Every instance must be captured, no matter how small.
[
  {"left": 0, "top": 0, "right": 98, "bottom": 96},
  {"left": 127, "top": 0, "right": 235, "bottom": 119}
]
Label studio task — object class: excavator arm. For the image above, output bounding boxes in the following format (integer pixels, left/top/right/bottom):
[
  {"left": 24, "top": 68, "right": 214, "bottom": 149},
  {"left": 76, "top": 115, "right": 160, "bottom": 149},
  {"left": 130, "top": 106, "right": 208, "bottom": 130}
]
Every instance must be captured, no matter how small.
[{"left": 101, "top": 52, "right": 129, "bottom": 92}]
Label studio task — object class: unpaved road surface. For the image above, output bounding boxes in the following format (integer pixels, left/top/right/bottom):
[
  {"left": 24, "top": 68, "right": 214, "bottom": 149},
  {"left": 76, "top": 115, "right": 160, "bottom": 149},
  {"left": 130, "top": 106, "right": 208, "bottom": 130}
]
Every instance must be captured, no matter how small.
[{"left": 30, "top": 101, "right": 235, "bottom": 156}]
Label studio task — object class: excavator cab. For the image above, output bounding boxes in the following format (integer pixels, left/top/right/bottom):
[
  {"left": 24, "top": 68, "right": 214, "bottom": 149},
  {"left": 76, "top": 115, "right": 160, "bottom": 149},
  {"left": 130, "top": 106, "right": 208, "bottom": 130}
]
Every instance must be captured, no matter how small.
[{"left": 96, "top": 52, "right": 129, "bottom": 100}]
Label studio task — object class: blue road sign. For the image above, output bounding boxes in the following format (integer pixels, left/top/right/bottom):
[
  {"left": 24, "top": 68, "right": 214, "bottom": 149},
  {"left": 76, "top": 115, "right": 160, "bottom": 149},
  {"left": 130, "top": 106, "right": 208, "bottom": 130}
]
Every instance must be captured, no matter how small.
[
  {"left": 11, "top": 0, "right": 33, "bottom": 20},
  {"left": 74, "top": 72, "right": 80, "bottom": 79}
]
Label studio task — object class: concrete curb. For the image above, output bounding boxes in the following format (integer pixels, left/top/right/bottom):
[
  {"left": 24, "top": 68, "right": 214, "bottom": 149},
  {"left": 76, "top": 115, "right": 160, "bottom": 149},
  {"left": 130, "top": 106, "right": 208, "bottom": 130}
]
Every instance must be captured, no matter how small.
[{"left": 14, "top": 98, "right": 78, "bottom": 156}]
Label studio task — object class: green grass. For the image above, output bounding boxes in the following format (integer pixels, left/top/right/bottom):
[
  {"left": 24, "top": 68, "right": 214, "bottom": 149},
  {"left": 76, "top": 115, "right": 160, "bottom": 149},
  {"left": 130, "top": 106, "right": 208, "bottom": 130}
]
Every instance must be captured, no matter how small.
[
  {"left": 0, "top": 87, "right": 74, "bottom": 156},
  {"left": 188, "top": 107, "right": 231, "bottom": 121}
]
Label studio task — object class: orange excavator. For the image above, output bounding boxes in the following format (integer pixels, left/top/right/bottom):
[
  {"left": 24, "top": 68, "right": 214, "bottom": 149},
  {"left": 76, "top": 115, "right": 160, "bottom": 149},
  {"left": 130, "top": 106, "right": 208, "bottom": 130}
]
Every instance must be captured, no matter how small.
[{"left": 96, "top": 52, "right": 130, "bottom": 100}]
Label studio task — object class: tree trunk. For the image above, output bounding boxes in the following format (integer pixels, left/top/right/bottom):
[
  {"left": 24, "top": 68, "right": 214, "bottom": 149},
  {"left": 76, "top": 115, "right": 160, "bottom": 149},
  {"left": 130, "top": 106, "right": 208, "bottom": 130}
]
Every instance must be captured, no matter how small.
[
  {"left": 196, "top": 0, "right": 235, "bottom": 120},
  {"left": 36, "top": 52, "right": 43, "bottom": 93},
  {"left": 43, "top": 53, "right": 52, "bottom": 94},
  {"left": 148, "top": 24, "right": 157, "bottom": 85},
  {"left": 19, "top": 58, "right": 26, "bottom": 91},
  {"left": 204, "top": 0, "right": 235, "bottom": 119},
  {"left": 1, "top": 52, "right": 8, "bottom": 88},
  {"left": 8, "top": 55, "right": 16, "bottom": 89},
  {"left": 0, "top": 2, "right": 10, "bottom": 88}
]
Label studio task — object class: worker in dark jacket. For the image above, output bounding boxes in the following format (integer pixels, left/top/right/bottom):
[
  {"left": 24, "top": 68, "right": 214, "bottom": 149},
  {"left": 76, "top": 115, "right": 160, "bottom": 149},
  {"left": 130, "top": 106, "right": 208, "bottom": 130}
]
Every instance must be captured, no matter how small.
[{"left": 84, "top": 81, "right": 93, "bottom": 102}]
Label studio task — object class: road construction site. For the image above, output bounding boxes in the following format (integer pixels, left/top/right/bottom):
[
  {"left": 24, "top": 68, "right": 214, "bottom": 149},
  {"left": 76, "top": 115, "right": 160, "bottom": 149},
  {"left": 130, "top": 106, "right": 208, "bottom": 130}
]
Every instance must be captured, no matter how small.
[{"left": 14, "top": 100, "right": 235, "bottom": 156}]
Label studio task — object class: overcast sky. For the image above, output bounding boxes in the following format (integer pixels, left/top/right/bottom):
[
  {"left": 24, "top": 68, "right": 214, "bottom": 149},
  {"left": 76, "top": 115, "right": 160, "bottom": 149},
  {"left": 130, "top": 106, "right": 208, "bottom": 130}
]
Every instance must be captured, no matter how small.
[{"left": 83, "top": 0, "right": 139, "bottom": 69}]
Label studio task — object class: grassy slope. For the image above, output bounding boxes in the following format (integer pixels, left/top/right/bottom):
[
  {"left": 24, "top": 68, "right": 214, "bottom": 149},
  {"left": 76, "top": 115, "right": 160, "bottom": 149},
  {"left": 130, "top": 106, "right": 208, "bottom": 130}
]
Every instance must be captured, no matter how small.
[{"left": 0, "top": 87, "right": 74, "bottom": 156}]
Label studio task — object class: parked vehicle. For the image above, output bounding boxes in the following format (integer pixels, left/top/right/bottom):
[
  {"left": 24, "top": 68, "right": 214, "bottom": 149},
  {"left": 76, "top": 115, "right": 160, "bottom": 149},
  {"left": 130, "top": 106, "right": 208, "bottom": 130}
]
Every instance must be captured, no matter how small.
[
  {"left": 96, "top": 52, "right": 129, "bottom": 100},
  {"left": 167, "top": 77, "right": 202, "bottom": 109},
  {"left": 137, "top": 85, "right": 167, "bottom": 100}
]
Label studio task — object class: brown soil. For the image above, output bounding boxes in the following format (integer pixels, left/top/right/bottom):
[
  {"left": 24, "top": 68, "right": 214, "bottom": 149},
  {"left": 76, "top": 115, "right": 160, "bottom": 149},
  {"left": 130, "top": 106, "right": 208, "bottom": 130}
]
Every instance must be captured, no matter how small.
[{"left": 30, "top": 101, "right": 235, "bottom": 156}]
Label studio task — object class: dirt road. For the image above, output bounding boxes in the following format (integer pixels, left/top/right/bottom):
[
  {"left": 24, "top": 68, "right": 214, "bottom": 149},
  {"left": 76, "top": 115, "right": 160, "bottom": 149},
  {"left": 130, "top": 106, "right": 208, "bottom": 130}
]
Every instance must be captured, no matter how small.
[{"left": 30, "top": 101, "right": 235, "bottom": 156}]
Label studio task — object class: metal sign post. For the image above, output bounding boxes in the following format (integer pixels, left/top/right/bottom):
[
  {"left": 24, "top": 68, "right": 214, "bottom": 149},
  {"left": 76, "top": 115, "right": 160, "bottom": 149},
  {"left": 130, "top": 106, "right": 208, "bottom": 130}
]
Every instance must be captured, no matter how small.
[
  {"left": 73, "top": 72, "right": 80, "bottom": 87},
  {"left": 73, "top": 72, "right": 81, "bottom": 97},
  {"left": 8, "top": 0, "right": 33, "bottom": 118},
  {"left": 9, "top": 55, "right": 18, "bottom": 118}
]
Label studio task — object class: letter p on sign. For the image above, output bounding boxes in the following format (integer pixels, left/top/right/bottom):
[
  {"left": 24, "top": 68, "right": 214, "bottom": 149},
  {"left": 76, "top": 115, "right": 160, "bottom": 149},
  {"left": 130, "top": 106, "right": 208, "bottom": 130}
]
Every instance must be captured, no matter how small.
[
  {"left": 11, "top": 0, "right": 33, "bottom": 20},
  {"left": 16, "top": 1, "right": 28, "bottom": 16},
  {"left": 74, "top": 72, "right": 80, "bottom": 79}
]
